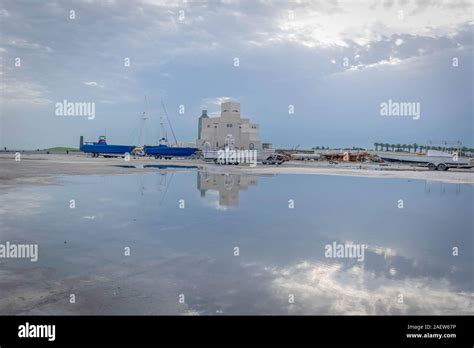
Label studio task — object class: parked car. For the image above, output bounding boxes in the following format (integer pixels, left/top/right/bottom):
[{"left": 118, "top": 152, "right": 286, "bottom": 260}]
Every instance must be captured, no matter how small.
[{"left": 262, "top": 154, "right": 286, "bottom": 165}]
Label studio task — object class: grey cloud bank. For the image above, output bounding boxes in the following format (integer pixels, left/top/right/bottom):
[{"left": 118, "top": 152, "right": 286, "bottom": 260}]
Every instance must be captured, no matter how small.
[{"left": 0, "top": 0, "right": 472, "bottom": 149}]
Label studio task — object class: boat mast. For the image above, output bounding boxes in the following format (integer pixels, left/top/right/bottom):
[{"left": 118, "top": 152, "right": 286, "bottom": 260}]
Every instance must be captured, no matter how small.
[
  {"left": 161, "top": 101, "right": 178, "bottom": 146},
  {"left": 159, "top": 112, "right": 168, "bottom": 145},
  {"left": 137, "top": 95, "right": 147, "bottom": 146}
]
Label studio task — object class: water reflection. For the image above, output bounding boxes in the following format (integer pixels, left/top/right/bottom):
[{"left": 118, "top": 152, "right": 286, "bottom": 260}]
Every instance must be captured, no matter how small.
[{"left": 0, "top": 170, "right": 471, "bottom": 315}]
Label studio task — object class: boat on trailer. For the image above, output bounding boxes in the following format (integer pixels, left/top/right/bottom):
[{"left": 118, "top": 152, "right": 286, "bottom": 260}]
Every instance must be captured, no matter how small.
[
  {"left": 80, "top": 136, "right": 136, "bottom": 157},
  {"left": 144, "top": 140, "right": 198, "bottom": 159},
  {"left": 143, "top": 102, "right": 198, "bottom": 159},
  {"left": 379, "top": 150, "right": 472, "bottom": 171}
]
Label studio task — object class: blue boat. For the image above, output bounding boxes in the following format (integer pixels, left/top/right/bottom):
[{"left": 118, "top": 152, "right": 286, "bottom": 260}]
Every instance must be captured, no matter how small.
[
  {"left": 80, "top": 136, "right": 136, "bottom": 157},
  {"left": 144, "top": 103, "right": 198, "bottom": 159},
  {"left": 144, "top": 142, "right": 198, "bottom": 159}
]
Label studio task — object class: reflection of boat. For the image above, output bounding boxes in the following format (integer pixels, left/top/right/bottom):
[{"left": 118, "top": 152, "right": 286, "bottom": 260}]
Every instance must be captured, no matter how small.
[
  {"left": 80, "top": 136, "right": 136, "bottom": 157},
  {"left": 379, "top": 150, "right": 472, "bottom": 171},
  {"left": 143, "top": 164, "right": 197, "bottom": 170}
]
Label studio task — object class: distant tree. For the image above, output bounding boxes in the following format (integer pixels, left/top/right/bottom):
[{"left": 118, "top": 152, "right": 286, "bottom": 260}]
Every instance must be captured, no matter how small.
[
  {"left": 374, "top": 142, "right": 379, "bottom": 151},
  {"left": 402, "top": 144, "right": 407, "bottom": 152},
  {"left": 419, "top": 145, "right": 424, "bottom": 152},
  {"left": 413, "top": 143, "right": 418, "bottom": 153},
  {"left": 396, "top": 143, "right": 401, "bottom": 151},
  {"left": 407, "top": 145, "right": 413, "bottom": 153}
]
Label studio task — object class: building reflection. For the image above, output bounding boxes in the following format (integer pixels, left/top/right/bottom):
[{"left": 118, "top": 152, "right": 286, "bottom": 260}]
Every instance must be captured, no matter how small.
[{"left": 197, "top": 171, "right": 258, "bottom": 207}]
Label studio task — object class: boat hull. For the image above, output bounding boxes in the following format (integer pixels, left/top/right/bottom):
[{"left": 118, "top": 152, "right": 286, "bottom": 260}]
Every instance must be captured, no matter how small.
[
  {"left": 144, "top": 146, "right": 198, "bottom": 157},
  {"left": 379, "top": 153, "right": 471, "bottom": 166},
  {"left": 81, "top": 144, "right": 135, "bottom": 155}
]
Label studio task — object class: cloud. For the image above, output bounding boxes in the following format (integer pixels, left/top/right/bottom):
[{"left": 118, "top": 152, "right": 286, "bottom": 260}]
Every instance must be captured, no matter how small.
[
  {"left": 0, "top": 76, "right": 53, "bottom": 106},
  {"left": 200, "top": 96, "right": 236, "bottom": 115},
  {"left": 265, "top": 260, "right": 473, "bottom": 315},
  {"left": 0, "top": 0, "right": 472, "bottom": 148},
  {"left": 0, "top": 190, "right": 51, "bottom": 217},
  {"left": 83, "top": 81, "right": 104, "bottom": 88}
]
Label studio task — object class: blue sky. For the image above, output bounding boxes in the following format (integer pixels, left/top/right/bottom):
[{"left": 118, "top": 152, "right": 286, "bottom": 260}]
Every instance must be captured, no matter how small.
[{"left": 0, "top": 0, "right": 472, "bottom": 149}]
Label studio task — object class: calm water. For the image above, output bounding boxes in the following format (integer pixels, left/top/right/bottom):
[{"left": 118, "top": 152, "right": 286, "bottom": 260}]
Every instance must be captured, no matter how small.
[{"left": 0, "top": 169, "right": 472, "bottom": 315}]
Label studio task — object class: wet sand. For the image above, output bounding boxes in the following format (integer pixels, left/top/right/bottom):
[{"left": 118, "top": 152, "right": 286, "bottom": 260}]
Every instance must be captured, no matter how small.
[{"left": 1, "top": 152, "right": 473, "bottom": 186}]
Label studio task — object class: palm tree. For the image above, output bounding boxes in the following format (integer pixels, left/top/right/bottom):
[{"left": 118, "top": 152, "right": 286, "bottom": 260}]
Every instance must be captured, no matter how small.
[
  {"left": 384, "top": 143, "right": 390, "bottom": 151},
  {"left": 413, "top": 143, "right": 418, "bottom": 153},
  {"left": 396, "top": 143, "right": 401, "bottom": 152},
  {"left": 401, "top": 144, "right": 407, "bottom": 152},
  {"left": 419, "top": 145, "right": 424, "bottom": 153},
  {"left": 374, "top": 142, "right": 379, "bottom": 151},
  {"left": 407, "top": 144, "right": 412, "bottom": 153}
]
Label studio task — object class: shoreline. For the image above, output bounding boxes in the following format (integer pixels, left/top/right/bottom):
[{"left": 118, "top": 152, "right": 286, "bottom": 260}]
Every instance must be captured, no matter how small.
[{"left": 1, "top": 153, "right": 473, "bottom": 186}]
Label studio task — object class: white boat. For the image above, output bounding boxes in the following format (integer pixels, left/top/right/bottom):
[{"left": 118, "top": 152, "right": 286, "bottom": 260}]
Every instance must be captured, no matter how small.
[
  {"left": 379, "top": 150, "right": 472, "bottom": 170},
  {"left": 291, "top": 153, "right": 321, "bottom": 161}
]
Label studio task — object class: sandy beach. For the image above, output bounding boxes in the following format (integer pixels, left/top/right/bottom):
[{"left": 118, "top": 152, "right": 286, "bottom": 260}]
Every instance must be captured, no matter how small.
[{"left": 1, "top": 152, "right": 473, "bottom": 186}]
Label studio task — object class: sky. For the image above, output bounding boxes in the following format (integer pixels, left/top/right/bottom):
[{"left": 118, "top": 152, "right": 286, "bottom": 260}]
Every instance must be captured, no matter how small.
[{"left": 0, "top": 0, "right": 472, "bottom": 149}]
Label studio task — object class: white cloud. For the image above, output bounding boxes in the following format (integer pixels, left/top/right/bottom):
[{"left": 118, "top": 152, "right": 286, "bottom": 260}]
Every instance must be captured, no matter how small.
[
  {"left": 266, "top": 260, "right": 473, "bottom": 315},
  {"left": 0, "top": 77, "right": 53, "bottom": 106},
  {"left": 274, "top": 1, "right": 472, "bottom": 49},
  {"left": 0, "top": 190, "right": 51, "bottom": 216},
  {"left": 347, "top": 56, "right": 403, "bottom": 71},
  {"left": 200, "top": 96, "right": 236, "bottom": 115},
  {"left": 83, "top": 81, "right": 104, "bottom": 88}
]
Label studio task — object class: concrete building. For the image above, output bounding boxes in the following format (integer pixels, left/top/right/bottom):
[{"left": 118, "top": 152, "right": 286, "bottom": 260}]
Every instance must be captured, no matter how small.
[{"left": 197, "top": 102, "right": 261, "bottom": 150}]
